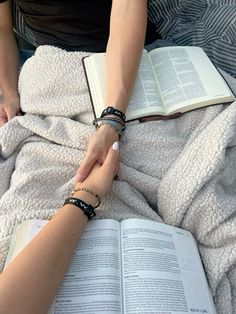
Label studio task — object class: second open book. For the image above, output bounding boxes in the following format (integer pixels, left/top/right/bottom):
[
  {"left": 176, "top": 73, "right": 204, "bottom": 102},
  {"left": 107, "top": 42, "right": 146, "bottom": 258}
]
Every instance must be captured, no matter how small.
[
  {"left": 83, "top": 46, "right": 235, "bottom": 121},
  {"left": 6, "top": 218, "right": 216, "bottom": 313}
]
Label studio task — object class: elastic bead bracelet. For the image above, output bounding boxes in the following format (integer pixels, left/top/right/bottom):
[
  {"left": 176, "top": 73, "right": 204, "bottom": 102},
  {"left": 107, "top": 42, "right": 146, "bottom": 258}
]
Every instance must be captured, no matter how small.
[
  {"left": 96, "top": 121, "right": 122, "bottom": 137},
  {"left": 71, "top": 187, "right": 101, "bottom": 208},
  {"left": 94, "top": 117, "right": 126, "bottom": 132},
  {"left": 101, "top": 106, "right": 126, "bottom": 123}
]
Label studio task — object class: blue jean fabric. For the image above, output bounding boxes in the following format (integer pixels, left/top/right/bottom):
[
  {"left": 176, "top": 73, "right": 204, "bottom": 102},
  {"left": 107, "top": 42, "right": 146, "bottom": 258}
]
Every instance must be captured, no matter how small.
[
  {"left": 145, "top": 38, "right": 176, "bottom": 52},
  {"left": 19, "top": 39, "right": 175, "bottom": 67},
  {"left": 19, "top": 49, "right": 35, "bottom": 69}
]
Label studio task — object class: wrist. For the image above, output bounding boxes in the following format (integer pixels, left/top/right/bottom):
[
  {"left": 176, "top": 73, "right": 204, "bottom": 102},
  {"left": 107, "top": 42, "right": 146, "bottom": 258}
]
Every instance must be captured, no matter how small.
[
  {"left": 64, "top": 197, "right": 96, "bottom": 220},
  {"left": 72, "top": 190, "right": 98, "bottom": 207},
  {"left": 105, "top": 100, "right": 128, "bottom": 114},
  {"left": 94, "top": 106, "right": 126, "bottom": 138},
  {"left": 97, "top": 123, "right": 119, "bottom": 141},
  {"left": 1, "top": 89, "right": 19, "bottom": 101},
  {"left": 59, "top": 204, "right": 88, "bottom": 229},
  {"left": 102, "top": 106, "right": 126, "bottom": 123},
  {"left": 60, "top": 203, "right": 85, "bottom": 217}
]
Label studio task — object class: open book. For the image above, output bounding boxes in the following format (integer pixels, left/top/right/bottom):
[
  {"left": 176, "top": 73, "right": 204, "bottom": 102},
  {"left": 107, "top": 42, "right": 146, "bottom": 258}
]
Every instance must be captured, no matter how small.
[
  {"left": 83, "top": 46, "right": 235, "bottom": 121},
  {"left": 5, "top": 218, "right": 216, "bottom": 314}
]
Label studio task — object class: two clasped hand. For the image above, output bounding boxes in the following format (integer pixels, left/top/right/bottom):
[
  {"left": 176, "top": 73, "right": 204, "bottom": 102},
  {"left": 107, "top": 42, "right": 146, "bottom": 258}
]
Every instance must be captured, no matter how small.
[
  {"left": 74, "top": 139, "right": 119, "bottom": 200},
  {"left": 0, "top": 94, "right": 21, "bottom": 127},
  {"left": 75, "top": 124, "right": 119, "bottom": 183},
  {"left": 0, "top": 97, "right": 120, "bottom": 187}
]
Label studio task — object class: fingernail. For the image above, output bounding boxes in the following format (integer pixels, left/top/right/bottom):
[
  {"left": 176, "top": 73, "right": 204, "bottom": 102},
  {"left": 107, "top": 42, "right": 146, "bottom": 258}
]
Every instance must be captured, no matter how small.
[
  {"left": 112, "top": 141, "right": 119, "bottom": 151},
  {"left": 75, "top": 174, "right": 83, "bottom": 182}
]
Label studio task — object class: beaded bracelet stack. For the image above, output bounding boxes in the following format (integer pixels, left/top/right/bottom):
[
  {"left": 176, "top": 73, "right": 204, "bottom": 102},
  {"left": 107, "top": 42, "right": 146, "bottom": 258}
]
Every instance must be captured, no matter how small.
[
  {"left": 93, "top": 106, "right": 126, "bottom": 138},
  {"left": 64, "top": 186, "right": 101, "bottom": 220}
]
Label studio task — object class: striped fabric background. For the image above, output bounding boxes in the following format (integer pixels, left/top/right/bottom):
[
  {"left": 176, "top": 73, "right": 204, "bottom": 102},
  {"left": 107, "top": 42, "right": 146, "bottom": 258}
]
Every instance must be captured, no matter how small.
[
  {"left": 12, "top": 0, "right": 236, "bottom": 77},
  {"left": 148, "top": 0, "right": 236, "bottom": 77},
  {"left": 12, "top": 1, "right": 36, "bottom": 47}
]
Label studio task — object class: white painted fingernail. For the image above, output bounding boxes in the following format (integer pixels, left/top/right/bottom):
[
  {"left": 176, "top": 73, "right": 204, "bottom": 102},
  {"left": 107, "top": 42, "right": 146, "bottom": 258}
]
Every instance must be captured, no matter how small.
[{"left": 112, "top": 141, "right": 119, "bottom": 151}]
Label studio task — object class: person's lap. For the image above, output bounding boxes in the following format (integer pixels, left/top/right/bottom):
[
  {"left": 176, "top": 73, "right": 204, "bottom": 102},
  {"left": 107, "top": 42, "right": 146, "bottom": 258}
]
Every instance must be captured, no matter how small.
[
  {"left": 19, "top": 49, "right": 35, "bottom": 68},
  {"left": 144, "top": 38, "right": 176, "bottom": 52},
  {"left": 19, "top": 38, "right": 176, "bottom": 68}
]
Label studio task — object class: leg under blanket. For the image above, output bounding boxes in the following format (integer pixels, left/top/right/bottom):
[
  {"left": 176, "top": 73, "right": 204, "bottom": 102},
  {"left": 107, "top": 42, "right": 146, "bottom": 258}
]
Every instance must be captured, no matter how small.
[{"left": 0, "top": 46, "right": 236, "bottom": 313}]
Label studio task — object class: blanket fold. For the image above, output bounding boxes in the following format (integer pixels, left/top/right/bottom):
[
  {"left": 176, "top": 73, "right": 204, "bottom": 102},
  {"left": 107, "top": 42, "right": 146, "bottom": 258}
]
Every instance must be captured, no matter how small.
[{"left": 0, "top": 45, "right": 236, "bottom": 314}]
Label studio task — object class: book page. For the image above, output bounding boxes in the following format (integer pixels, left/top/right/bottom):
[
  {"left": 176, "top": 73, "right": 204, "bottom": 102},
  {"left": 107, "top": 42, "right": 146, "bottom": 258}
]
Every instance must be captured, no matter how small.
[
  {"left": 149, "top": 46, "right": 234, "bottom": 114},
  {"left": 125, "top": 51, "right": 164, "bottom": 120},
  {"left": 84, "top": 54, "right": 106, "bottom": 118},
  {"left": 85, "top": 51, "right": 164, "bottom": 121},
  {"left": 51, "top": 219, "right": 122, "bottom": 314},
  {"left": 4, "top": 220, "right": 48, "bottom": 267},
  {"left": 121, "top": 219, "right": 215, "bottom": 314}
]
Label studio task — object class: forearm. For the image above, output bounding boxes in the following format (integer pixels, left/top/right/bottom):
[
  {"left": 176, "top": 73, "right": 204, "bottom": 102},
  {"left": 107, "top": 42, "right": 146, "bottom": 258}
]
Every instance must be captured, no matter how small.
[
  {"left": 0, "top": 192, "right": 90, "bottom": 314},
  {"left": 0, "top": 28, "right": 19, "bottom": 98},
  {"left": 0, "top": 142, "right": 118, "bottom": 312},
  {"left": 105, "top": 0, "right": 147, "bottom": 113}
]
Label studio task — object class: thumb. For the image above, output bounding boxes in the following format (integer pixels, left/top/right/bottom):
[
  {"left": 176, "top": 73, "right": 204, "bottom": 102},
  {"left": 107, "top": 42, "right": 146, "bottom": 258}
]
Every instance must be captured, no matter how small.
[
  {"left": 103, "top": 141, "right": 119, "bottom": 173},
  {"left": 75, "top": 153, "right": 97, "bottom": 182}
]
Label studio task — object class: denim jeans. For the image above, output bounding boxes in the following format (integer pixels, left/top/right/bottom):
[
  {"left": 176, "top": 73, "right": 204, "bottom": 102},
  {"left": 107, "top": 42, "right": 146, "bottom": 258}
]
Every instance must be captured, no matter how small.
[
  {"left": 19, "top": 49, "right": 35, "bottom": 69},
  {"left": 19, "top": 39, "right": 175, "bottom": 67},
  {"left": 145, "top": 38, "right": 176, "bottom": 52}
]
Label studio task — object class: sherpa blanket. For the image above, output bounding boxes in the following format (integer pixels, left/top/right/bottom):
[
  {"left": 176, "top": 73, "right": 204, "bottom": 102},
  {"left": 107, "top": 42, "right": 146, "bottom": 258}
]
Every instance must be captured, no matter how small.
[{"left": 0, "top": 46, "right": 236, "bottom": 313}]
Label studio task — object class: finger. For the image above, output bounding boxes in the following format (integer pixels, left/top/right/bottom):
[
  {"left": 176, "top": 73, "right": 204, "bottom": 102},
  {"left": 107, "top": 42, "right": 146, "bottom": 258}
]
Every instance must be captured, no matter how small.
[
  {"left": 103, "top": 141, "right": 119, "bottom": 174},
  {"left": 75, "top": 152, "right": 97, "bottom": 182},
  {"left": 5, "top": 106, "right": 17, "bottom": 121},
  {"left": 0, "top": 108, "right": 8, "bottom": 127},
  {"left": 97, "top": 150, "right": 108, "bottom": 165}
]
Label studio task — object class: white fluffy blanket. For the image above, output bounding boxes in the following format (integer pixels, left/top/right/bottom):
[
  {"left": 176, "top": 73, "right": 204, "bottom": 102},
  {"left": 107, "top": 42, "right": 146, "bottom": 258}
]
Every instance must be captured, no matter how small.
[{"left": 0, "top": 46, "right": 236, "bottom": 313}]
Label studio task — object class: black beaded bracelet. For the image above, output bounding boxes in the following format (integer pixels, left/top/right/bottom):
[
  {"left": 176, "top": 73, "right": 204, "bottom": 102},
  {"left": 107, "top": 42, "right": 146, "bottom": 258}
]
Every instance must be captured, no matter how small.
[
  {"left": 94, "top": 117, "right": 126, "bottom": 132},
  {"left": 64, "top": 197, "right": 96, "bottom": 220},
  {"left": 101, "top": 106, "right": 126, "bottom": 123},
  {"left": 95, "top": 121, "right": 122, "bottom": 137}
]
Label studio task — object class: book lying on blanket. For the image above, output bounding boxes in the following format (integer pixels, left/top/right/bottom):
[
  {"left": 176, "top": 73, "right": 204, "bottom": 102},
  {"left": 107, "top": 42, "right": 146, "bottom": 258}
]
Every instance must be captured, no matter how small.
[
  {"left": 83, "top": 46, "right": 235, "bottom": 121},
  {"left": 5, "top": 218, "right": 216, "bottom": 314}
]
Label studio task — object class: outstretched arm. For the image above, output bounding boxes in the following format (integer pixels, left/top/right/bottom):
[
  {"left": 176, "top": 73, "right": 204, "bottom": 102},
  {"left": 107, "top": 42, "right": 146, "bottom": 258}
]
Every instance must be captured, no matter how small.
[
  {"left": 76, "top": 0, "right": 147, "bottom": 182},
  {"left": 0, "top": 143, "right": 119, "bottom": 314}
]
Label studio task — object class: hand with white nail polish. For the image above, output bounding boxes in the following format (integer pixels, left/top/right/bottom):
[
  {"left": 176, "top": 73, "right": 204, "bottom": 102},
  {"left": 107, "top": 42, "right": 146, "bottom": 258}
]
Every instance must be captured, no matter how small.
[
  {"left": 75, "top": 125, "right": 119, "bottom": 182},
  {"left": 74, "top": 141, "right": 119, "bottom": 198}
]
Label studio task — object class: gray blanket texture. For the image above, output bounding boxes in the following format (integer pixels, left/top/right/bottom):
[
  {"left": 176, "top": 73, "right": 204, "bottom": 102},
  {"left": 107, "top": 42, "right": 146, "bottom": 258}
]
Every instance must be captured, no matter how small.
[{"left": 0, "top": 46, "right": 236, "bottom": 313}]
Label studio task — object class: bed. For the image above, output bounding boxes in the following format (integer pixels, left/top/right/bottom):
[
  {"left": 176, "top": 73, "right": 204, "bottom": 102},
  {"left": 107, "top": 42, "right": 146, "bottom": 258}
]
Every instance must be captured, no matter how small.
[{"left": 0, "top": 1, "right": 236, "bottom": 312}]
